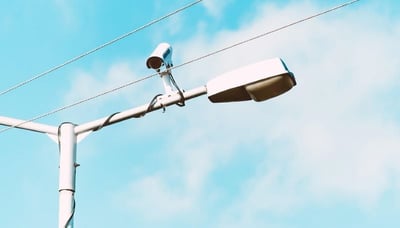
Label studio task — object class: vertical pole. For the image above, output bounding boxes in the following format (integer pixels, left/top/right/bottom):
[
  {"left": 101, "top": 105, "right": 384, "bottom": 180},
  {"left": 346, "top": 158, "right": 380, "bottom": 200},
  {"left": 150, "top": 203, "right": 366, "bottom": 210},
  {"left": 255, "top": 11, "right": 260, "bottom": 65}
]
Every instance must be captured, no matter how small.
[
  {"left": 160, "top": 72, "right": 174, "bottom": 94},
  {"left": 58, "top": 123, "right": 77, "bottom": 228}
]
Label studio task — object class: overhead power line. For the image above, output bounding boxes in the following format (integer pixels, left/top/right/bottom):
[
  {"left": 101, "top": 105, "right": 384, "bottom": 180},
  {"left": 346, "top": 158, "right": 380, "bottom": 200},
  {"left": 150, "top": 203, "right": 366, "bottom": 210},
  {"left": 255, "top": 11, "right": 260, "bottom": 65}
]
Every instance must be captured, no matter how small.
[
  {"left": 0, "top": 0, "right": 203, "bottom": 97},
  {"left": 176, "top": 0, "right": 361, "bottom": 69},
  {"left": 0, "top": 0, "right": 361, "bottom": 134},
  {"left": 0, "top": 73, "right": 158, "bottom": 134}
]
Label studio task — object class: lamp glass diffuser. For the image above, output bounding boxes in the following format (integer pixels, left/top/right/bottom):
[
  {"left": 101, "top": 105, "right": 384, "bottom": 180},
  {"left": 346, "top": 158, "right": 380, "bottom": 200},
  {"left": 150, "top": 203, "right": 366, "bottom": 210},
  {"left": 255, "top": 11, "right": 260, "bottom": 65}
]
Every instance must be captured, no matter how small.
[{"left": 206, "top": 58, "right": 296, "bottom": 103}]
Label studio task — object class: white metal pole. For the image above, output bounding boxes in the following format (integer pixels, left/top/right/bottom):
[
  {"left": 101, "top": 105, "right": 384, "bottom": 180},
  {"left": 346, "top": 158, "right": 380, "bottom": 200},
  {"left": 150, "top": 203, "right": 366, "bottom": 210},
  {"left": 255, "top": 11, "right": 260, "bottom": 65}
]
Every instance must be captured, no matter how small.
[
  {"left": 0, "top": 116, "right": 58, "bottom": 135},
  {"left": 58, "top": 123, "right": 77, "bottom": 228},
  {"left": 0, "top": 85, "right": 208, "bottom": 228},
  {"left": 75, "top": 85, "right": 207, "bottom": 134}
]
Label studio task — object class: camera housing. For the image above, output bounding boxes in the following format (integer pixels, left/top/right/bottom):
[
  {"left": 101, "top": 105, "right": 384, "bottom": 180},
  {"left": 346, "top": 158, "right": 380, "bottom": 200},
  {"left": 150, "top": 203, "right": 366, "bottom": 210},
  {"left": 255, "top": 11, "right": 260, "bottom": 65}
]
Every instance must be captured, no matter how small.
[{"left": 146, "top": 43, "right": 173, "bottom": 70}]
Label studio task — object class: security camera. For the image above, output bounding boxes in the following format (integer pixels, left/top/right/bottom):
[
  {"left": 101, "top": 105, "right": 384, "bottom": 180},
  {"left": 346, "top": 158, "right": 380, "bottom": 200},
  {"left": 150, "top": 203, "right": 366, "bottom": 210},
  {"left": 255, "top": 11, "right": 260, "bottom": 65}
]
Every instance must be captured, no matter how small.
[{"left": 146, "top": 43, "right": 173, "bottom": 70}]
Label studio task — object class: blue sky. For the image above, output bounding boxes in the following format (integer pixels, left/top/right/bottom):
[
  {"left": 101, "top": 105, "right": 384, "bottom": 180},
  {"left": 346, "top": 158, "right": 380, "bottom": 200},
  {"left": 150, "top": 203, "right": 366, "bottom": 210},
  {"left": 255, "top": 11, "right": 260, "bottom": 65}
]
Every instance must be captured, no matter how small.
[{"left": 1, "top": 0, "right": 400, "bottom": 227}]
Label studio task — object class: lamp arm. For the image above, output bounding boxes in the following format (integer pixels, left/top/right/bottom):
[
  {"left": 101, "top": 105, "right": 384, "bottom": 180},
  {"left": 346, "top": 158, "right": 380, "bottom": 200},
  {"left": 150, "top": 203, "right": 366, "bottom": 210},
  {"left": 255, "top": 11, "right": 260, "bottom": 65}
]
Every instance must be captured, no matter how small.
[
  {"left": 0, "top": 116, "right": 58, "bottom": 135},
  {"left": 74, "top": 85, "right": 207, "bottom": 135}
]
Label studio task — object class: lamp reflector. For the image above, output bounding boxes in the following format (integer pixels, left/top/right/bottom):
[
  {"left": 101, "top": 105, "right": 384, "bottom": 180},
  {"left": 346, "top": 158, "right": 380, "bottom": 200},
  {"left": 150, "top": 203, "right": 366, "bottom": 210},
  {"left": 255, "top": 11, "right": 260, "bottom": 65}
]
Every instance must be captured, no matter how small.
[{"left": 245, "top": 73, "right": 295, "bottom": 102}]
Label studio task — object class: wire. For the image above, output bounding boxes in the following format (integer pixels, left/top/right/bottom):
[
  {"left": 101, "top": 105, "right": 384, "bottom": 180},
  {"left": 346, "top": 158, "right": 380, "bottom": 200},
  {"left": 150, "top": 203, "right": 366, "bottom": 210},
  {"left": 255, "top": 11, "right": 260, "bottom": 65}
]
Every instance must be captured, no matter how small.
[
  {"left": 171, "top": 0, "right": 361, "bottom": 70},
  {"left": 168, "top": 73, "right": 186, "bottom": 107},
  {"left": 95, "top": 93, "right": 165, "bottom": 127},
  {"left": 0, "top": 0, "right": 361, "bottom": 134},
  {"left": 64, "top": 197, "right": 76, "bottom": 228},
  {"left": 136, "top": 93, "right": 166, "bottom": 117},
  {"left": 92, "top": 112, "right": 121, "bottom": 131},
  {"left": 0, "top": 0, "right": 203, "bottom": 98},
  {"left": 0, "top": 73, "right": 157, "bottom": 134}
]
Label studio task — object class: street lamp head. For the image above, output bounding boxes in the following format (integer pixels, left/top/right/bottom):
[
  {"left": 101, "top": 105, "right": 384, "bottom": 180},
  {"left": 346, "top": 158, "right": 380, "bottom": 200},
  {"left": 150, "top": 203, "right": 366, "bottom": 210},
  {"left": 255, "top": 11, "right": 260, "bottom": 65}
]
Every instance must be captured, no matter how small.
[
  {"left": 206, "top": 58, "right": 296, "bottom": 103},
  {"left": 146, "top": 42, "right": 173, "bottom": 70}
]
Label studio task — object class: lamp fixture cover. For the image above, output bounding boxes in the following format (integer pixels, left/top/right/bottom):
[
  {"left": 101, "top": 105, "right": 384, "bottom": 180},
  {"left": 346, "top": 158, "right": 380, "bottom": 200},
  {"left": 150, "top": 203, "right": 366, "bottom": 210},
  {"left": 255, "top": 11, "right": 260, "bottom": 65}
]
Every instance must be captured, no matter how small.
[{"left": 206, "top": 58, "right": 296, "bottom": 102}]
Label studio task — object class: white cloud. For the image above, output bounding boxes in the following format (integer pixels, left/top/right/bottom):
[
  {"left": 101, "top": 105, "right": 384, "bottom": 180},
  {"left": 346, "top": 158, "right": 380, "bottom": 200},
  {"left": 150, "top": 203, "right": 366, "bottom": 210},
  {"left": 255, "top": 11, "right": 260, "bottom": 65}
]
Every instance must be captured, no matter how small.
[
  {"left": 207, "top": 2, "right": 400, "bottom": 225},
  {"left": 115, "top": 127, "right": 237, "bottom": 221},
  {"left": 119, "top": 175, "right": 194, "bottom": 220},
  {"left": 64, "top": 62, "right": 134, "bottom": 102},
  {"left": 54, "top": 0, "right": 76, "bottom": 27},
  {"left": 61, "top": 61, "right": 158, "bottom": 123},
  {"left": 202, "top": 0, "right": 233, "bottom": 18},
  {"left": 63, "top": 0, "right": 400, "bottom": 225}
]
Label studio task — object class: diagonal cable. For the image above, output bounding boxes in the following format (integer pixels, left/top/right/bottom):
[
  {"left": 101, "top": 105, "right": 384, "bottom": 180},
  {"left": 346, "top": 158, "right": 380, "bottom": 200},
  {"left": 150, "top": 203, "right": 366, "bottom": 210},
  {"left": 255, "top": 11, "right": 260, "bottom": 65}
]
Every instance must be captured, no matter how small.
[
  {"left": 0, "top": 0, "right": 203, "bottom": 97},
  {"left": 173, "top": 0, "right": 361, "bottom": 69},
  {"left": 0, "top": 73, "right": 158, "bottom": 134},
  {"left": 0, "top": 0, "right": 361, "bottom": 134}
]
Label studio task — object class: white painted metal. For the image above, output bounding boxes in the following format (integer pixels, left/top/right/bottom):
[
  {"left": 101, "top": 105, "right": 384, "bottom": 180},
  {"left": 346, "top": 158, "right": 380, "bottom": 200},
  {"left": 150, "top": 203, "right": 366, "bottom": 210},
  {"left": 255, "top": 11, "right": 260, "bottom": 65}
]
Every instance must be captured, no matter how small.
[
  {"left": 47, "top": 133, "right": 60, "bottom": 143},
  {"left": 146, "top": 42, "right": 173, "bottom": 69},
  {"left": 76, "top": 131, "right": 92, "bottom": 143},
  {"left": 58, "top": 123, "right": 77, "bottom": 228},
  {"left": 0, "top": 116, "right": 58, "bottom": 135},
  {"left": 74, "top": 85, "right": 207, "bottom": 134},
  {"left": 0, "top": 58, "right": 296, "bottom": 227},
  {"left": 0, "top": 85, "right": 208, "bottom": 228},
  {"left": 206, "top": 58, "right": 295, "bottom": 102},
  {"left": 160, "top": 72, "right": 174, "bottom": 94}
]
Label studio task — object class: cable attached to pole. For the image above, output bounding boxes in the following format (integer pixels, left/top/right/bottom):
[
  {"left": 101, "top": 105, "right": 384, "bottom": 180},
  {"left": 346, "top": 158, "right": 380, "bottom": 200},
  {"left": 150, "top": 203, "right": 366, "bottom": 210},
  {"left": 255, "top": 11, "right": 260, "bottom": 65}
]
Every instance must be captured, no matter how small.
[
  {"left": 92, "top": 112, "right": 121, "bottom": 131},
  {"left": 94, "top": 93, "right": 165, "bottom": 127},
  {"left": 0, "top": 0, "right": 361, "bottom": 135},
  {"left": 168, "top": 73, "right": 186, "bottom": 107},
  {"left": 64, "top": 198, "right": 76, "bottom": 228}
]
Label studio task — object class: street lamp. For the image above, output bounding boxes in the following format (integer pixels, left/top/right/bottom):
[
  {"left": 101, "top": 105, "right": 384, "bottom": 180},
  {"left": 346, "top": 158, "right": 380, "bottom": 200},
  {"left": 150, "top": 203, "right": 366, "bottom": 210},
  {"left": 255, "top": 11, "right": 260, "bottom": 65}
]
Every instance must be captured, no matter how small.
[
  {"left": 207, "top": 58, "right": 296, "bottom": 102},
  {"left": 0, "top": 43, "right": 296, "bottom": 228}
]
